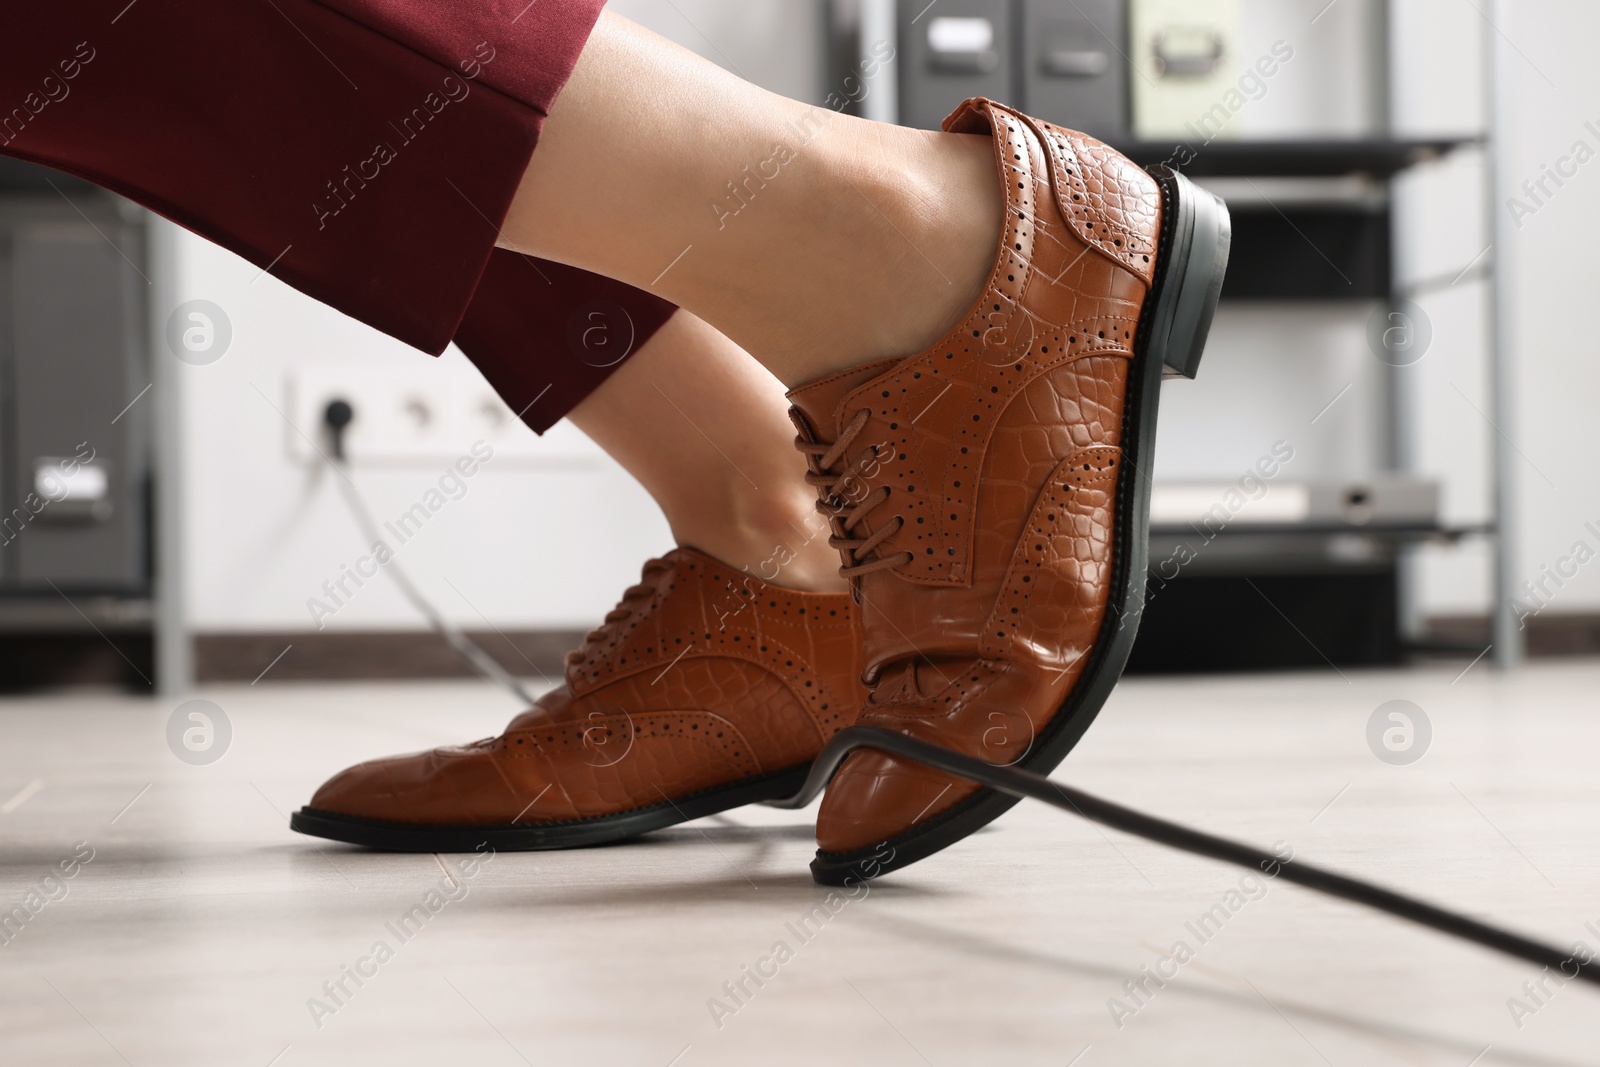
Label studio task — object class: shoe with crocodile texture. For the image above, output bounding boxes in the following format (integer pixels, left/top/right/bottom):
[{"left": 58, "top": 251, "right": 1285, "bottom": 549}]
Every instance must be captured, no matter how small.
[
  {"left": 290, "top": 548, "right": 864, "bottom": 851},
  {"left": 790, "top": 98, "right": 1229, "bottom": 884}
]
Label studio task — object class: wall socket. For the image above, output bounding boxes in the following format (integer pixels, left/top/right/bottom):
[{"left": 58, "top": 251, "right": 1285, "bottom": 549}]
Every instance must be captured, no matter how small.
[{"left": 286, "top": 363, "right": 602, "bottom": 466}]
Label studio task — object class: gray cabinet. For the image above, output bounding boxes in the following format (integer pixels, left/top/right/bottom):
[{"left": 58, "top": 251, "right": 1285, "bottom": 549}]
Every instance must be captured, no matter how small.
[
  {"left": 1019, "top": 0, "right": 1128, "bottom": 139},
  {"left": 0, "top": 185, "right": 150, "bottom": 595},
  {"left": 897, "top": 0, "right": 1016, "bottom": 130}
]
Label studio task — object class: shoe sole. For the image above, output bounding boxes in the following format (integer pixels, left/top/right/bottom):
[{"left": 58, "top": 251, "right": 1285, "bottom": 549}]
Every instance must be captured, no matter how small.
[
  {"left": 811, "top": 167, "right": 1231, "bottom": 886},
  {"left": 289, "top": 763, "right": 812, "bottom": 852}
]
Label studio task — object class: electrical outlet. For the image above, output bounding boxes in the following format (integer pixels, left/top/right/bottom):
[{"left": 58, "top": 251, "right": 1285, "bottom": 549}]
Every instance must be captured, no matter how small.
[{"left": 286, "top": 363, "right": 602, "bottom": 466}]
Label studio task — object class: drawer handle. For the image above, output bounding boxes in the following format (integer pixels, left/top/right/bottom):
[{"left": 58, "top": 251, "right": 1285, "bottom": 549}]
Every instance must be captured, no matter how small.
[
  {"left": 927, "top": 16, "right": 1000, "bottom": 75},
  {"left": 1152, "top": 29, "right": 1226, "bottom": 78},
  {"left": 1041, "top": 48, "right": 1111, "bottom": 77}
]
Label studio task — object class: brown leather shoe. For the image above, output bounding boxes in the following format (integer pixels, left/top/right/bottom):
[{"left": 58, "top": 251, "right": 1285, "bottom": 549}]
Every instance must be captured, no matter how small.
[
  {"left": 290, "top": 548, "right": 864, "bottom": 850},
  {"left": 790, "top": 99, "right": 1229, "bottom": 884}
]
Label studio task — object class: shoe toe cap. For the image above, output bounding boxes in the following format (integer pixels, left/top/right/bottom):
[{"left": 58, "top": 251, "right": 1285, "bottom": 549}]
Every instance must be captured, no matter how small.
[
  {"left": 308, "top": 746, "right": 526, "bottom": 825},
  {"left": 815, "top": 750, "right": 977, "bottom": 855}
]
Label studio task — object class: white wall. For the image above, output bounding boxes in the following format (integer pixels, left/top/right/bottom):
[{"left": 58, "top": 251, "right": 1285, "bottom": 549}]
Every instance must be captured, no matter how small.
[
  {"left": 1478, "top": 0, "right": 1600, "bottom": 619},
  {"left": 1389, "top": 0, "right": 1600, "bottom": 621},
  {"left": 173, "top": 237, "right": 671, "bottom": 633},
  {"left": 1389, "top": 0, "right": 1493, "bottom": 616}
]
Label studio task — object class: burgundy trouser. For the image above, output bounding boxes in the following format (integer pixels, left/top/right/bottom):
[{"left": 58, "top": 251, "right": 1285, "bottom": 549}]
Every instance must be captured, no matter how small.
[{"left": 1, "top": 0, "right": 675, "bottom": 434}]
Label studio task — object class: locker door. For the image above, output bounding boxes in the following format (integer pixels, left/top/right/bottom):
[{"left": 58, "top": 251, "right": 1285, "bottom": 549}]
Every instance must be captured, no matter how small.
[
  {"left": 1020, "top": 0, "right": 1129, "bottom": 140},
  {"left": 0, "top": 229, "right": 11, "bottom": 588},
  {"left": 899, "top": 0, "right": 1015, "bottom": 131},
  {"left": 10, "top": 218, "right": 147, "bottom": 591}
]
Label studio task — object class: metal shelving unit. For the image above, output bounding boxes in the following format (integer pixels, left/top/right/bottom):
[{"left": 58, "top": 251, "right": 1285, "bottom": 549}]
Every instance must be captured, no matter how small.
[{"left": 853, "top": 0, "right": 1518, "bottom": 669}]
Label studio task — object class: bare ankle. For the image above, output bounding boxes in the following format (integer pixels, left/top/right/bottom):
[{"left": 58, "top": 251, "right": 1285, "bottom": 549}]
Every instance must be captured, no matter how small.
[
  {"left": 670, "top": 492, "right": 845, "bottom": 595},
  {"left": 889, "top": 131, "right": 1005, "bottom": 352},
  {"left": 772, "top": 127, "right": 1004, "bottom": 384}
]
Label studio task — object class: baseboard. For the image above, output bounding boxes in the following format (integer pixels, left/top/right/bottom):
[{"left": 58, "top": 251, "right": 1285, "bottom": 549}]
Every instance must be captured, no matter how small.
[
  {"left": 195, "top": 631, "right": 586, "bottom": 684},
  {"left": 1424, "top": 613, "right": 1600, "bottom": 658},
  {"left": 0, "top": 633, "right": 154, "bottom": 691}
]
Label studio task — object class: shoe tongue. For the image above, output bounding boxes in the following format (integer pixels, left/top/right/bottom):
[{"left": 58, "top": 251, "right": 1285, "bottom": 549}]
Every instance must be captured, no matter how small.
[
  {"left": 867, "top": 658, "right": 962, "bottom": 707},
  {"left": 786, "top": 359, "right": 901, "bottom": 443},
  {"left": 868, "top": 661, "right": 920, "bottom": 706}
]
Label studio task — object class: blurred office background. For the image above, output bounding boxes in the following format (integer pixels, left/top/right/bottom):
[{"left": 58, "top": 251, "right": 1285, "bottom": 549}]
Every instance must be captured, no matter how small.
[{"left": 1, "top": 0, "right": 1596, "bottom": 692}]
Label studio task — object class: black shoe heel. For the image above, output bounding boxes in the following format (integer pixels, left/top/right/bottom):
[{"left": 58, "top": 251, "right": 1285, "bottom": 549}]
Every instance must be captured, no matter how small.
[{"left": 1144, "top": 166, "right": 1231, "bottom": 381}]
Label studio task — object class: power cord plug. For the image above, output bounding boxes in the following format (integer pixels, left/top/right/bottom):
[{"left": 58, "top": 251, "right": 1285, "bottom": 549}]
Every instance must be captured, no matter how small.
[{"left": 323, "top": 398, "right": 354, "bottom": 461}]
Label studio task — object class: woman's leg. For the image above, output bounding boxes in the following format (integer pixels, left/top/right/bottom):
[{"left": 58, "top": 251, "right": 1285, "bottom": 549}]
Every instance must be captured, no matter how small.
[
  {"left": 566, "top": 310, "right": 846, "bottom": 594},
  {"left": 501, "top": 11, "right": 1003, "bottom": 386}
]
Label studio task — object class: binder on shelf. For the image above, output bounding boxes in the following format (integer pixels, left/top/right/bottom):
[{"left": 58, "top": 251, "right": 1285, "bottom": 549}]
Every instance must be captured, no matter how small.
[
  {"left": 898, "top": 0, "right": 1015, "bottom": 131},
  {"left": 1019, "top": 0, "right": 1128, "bottom": 140},
  {"left": 1128, "top": 0, "right": 1242, "bottom": 140}
]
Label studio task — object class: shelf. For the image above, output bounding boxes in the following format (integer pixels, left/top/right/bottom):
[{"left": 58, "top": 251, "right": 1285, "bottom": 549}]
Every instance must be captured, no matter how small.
[
  {"left": 1149, "top": 523, "right": 1489, "bottom": 541},
  {"left": 1222, "top": 201, "right": 1390, "bottom": 300},
  {"left": 0, "top": 596, "right": 153, "bottom": 633},
  {"left": 1111, "top": 137, "right": 1478, "bottom": 180},
  {"left": 1126, "top": 568, "right": 1402, "bottom": 673}
]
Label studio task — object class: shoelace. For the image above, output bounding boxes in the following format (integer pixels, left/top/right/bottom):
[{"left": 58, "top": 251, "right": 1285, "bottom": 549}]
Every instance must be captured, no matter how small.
[
  {"left": 564, "top": 557, "right": 672, "bottom": 668},
  {"left": 798, "top": 409, "right": 952, "bottom": 699},
  {"left": 796, "top": 408, "right": 914, "bottom": 583}
]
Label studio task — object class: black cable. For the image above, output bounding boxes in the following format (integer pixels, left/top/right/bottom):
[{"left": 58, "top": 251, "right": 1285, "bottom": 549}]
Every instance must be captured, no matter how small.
[
  {"left": 770, "top": 726, "right": 1600, "bottom": 987},
  {"left": 320, "top": 399, "right": 538, "bottom": 707}
]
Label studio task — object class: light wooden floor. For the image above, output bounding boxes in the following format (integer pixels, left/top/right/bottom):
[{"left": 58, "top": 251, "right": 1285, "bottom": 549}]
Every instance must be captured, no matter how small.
[{"left": 1, "top": 661, "right": 1597, "bottom": 1066}]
